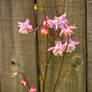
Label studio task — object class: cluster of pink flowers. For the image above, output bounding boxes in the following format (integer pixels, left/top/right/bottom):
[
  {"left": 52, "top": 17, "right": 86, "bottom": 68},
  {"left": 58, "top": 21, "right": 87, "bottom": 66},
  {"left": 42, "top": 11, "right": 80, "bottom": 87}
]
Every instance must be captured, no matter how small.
[
  {"left": 40, "top": 14, "right": 77, "bottom": 37},
  {"left": 18, "top": 14, "right": 79, "bottom": 56},
  {"left": 41, "top": 14, "right": 67, "bottom": 36},
  {"left": 17, "top": 13, "right": 80, "bottom": 92},
  {"left": 48, "top": 38, "right": 79, "bottom": 56},
  {"left": 41, "top": 14, "right": 79, "bottom": 56}
]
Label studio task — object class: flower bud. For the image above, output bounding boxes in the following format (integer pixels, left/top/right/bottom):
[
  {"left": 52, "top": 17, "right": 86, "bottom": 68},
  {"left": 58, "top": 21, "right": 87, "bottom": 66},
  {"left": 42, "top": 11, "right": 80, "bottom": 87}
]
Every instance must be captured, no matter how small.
[
  {"left": 29, "top": 85, "right": 37, "bottom": 92},
  {"left": 21, "top": 79, "right": 27, "bottom": 86},
  {"left": 41, "top": 28, "right": 48, "bottom": 36}
]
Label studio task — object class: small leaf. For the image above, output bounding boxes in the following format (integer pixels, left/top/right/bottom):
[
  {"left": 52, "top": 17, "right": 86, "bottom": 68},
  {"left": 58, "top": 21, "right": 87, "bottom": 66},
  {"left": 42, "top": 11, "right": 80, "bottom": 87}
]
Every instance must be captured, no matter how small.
[
  {"left": 39, "top": 76, "right": 43, "bottom": 81},
  {"left": 11, "top": 72, "right": 18, "bottom": 78}
]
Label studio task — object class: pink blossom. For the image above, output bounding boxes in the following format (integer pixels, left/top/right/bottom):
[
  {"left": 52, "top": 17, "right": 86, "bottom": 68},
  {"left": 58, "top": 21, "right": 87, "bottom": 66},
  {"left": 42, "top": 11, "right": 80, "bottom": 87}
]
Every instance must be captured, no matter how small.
[
  {"left": 60, "top": 24, "right": 76, "bottom": 37},
  {"left": 53, "top": 13, "right": 67, "bottom": 30},
  {"left": 21, "top": 79, "right": 27, "bottom": 86},
  {"left": 48, "top": 41, "right": 65, "bottom": 56},
  {"left": 29, "top": 85, "right": 37, "bottom": 92},
  {"left": 63, "top": 38, "right": 79, "bottom": 53},
  {"left": 18, "top": 19, "right": 33, "bottom": 34},
  {"left": 43, "top": 16, "right": 54, "bottom": 28}
]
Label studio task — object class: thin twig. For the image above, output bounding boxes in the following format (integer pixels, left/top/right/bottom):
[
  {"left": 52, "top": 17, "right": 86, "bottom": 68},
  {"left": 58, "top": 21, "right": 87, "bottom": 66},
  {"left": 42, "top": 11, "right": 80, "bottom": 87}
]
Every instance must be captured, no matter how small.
[
  {"left": 18, "top": 72, "right": 30, "bottom": 89},
  {"left": 51, "top": 53, "right": 65, "bottom": 92},
  {"left": 34, "top": 19, "right": 45, "bottom": 32},
  {"left": 34, "top": 4, "right": 43, "bottom": 80},
  {"left": 43, "top": 34, "right": 49, "bottom": 92},
  {"left": 51, "top": 37, "right": 69, "bottom": 92},
  {"left": 41, "top": 1, "right": 49, "bottom": 92}
]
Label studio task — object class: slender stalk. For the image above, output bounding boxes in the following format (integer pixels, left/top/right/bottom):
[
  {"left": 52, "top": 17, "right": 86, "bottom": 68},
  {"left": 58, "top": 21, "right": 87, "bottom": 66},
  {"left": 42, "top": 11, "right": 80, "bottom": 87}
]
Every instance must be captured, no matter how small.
[
  {"left": 18, "top": 72, "right": 30, "bottom": 89},
  {"left": 43, "top": 28, "right": 56, "bottom": 92},
  {"left": 41, "top": 1, "right": 50, "bottom": 92},
  {"left": 34, "top": 4, "right": 44, "bottom": 92},
  {"left": 51, "top": 53, "right": 65, "bottom": 92},
  {"left": 51, "top": 37, "right": 69, "bottom": 92},
  {"left": 34, "top": 5, "right": 43, "bottom": 80},
  {"left": 43, "top": 34, "right": 49, "bottom": 92},
  {"left": 34, "top": 19, "right": 45, "bottom": 32}
]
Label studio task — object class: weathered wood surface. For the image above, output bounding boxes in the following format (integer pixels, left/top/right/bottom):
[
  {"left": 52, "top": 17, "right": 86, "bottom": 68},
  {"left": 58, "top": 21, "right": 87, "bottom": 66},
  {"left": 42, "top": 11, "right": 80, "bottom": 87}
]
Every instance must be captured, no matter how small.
[
  {"left": 87, "top": 0, "right": 92, "bottom": 92},
  {"left": 0, "top": 0, "right": 86, "bottom": 92},
  {"left": 0, "top": 0, "right": 39, "bottom": 92},
  {"left": 37, "top": 0, "right": 86, "bottom": 92}
]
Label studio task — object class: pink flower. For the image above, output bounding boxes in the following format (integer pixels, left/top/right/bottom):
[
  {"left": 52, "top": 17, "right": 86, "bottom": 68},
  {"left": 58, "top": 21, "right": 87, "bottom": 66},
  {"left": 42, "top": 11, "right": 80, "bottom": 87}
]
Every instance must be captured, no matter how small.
[
  {"left": 18, "top": 19, "right": 33, "bottom": 34},
  {"left": 29, "top": 85, "right": 37, "bottom": 92},
  {"left": 63, "top": 38, "right": 79, "bottom": 53},
  {"left": 43, "top": 16, "right": 54, "bottom": 28},
  {"left": 53, "top": 13, "right": 67, "bottom": 30},
  {"left": 21, "top": 79, "right": 27, "bottom": 86},
  {"left": 48, "top": 41, "right": 65, "bottom": 56},
  {"left": 60, "top": 24, "right": 76, "bottom": 37}
]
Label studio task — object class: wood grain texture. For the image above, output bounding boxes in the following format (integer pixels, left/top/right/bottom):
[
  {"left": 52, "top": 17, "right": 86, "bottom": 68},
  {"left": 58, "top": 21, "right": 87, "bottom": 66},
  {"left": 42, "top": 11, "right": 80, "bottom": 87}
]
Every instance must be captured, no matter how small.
[
  {"left": 37, "top": 0, "right": 86, "bottom": 92},
  {"left": 87, "top": 0, "right": 92, "bottom": 92},
  {"left": 0, "top": 0, "right": 86, "bottom": 92},
  {"left": 0, "top": 0, "right": 39, "bottom": 92}
]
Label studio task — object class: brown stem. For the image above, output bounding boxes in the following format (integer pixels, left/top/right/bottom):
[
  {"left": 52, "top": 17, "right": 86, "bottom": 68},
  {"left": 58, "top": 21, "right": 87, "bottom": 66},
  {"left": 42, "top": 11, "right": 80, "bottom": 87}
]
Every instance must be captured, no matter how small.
[
  {"left": 41, "top": 1, "right": 49, "bottom": 92},
  {"left": 34, "top": 4, "right": 43, "bottom": 80},
  {"left": 43, "top": 29, "right": 56, "bottom": 92},
  {"left": 43, "top": 34, "right": 49, "bottom": 92},
  {"left": 34, "top": 19, "right": 45, "bottom": 32},
  {"left": 18, "top": 72, "right": 30, "bottom": 89},
  {"left": 51, "top": 53, "right": 65, "bottom": 92},
  {"left": 51, "top": 37, "right": 69, "bottom": 92}
]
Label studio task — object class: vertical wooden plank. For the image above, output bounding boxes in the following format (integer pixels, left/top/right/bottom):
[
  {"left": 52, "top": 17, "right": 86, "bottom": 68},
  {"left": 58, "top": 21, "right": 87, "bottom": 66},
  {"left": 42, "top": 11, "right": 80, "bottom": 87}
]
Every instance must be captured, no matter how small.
[
  {"left": 0, "top": 0, "right": 39, "bottom": 92},
  {"left": 63, "top": 1, "right": 86, "bottom": 92},
  {"left": 37, "top": 0, "right": 86, "bottom": 92},
  {"left": 87, "top": 0, "right": 92, "bottom": 92}
]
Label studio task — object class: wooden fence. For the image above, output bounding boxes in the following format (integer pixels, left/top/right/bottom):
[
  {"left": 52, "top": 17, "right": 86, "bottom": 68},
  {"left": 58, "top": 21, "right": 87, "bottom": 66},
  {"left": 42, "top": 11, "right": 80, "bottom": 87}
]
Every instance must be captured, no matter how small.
[{"left": 0, "top": 0, "right": 91, "bottom": 92}]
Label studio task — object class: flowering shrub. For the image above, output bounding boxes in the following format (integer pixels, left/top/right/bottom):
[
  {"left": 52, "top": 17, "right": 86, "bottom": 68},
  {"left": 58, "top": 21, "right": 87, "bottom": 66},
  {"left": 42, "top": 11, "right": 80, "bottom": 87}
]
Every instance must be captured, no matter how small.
[{"left": 12, "top": 3, "right": 79, "bottom": 92}]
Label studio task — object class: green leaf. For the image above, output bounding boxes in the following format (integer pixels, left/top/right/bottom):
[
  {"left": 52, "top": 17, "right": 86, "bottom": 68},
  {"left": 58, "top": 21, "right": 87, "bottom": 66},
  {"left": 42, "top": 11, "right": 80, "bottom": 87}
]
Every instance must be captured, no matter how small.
[{"left": 39, "top": 76, "right": 43, "bottom": 81}]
